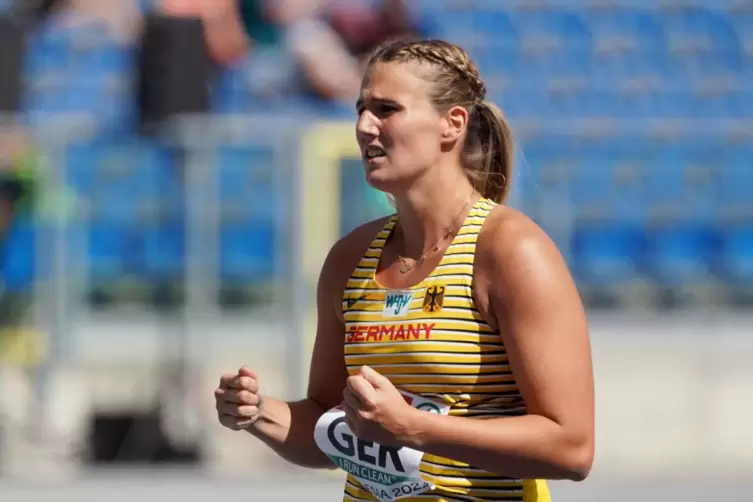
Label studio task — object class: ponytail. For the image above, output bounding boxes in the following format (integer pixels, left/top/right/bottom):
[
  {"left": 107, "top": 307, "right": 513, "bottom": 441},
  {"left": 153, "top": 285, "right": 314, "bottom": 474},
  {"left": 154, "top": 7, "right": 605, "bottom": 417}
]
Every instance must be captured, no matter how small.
[{"left": 462, "top": 100, "right": 514, "bottom": 204}]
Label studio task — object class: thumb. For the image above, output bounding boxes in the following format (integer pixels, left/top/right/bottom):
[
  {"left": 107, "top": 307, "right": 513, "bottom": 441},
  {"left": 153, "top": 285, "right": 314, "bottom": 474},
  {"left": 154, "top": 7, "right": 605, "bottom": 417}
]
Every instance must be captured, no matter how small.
[
  {"left": 359, "top": 365, "right": 387, "bottom": 388},
  {"left": 238, "top": 366, "right": 257, "bottom": 379}
]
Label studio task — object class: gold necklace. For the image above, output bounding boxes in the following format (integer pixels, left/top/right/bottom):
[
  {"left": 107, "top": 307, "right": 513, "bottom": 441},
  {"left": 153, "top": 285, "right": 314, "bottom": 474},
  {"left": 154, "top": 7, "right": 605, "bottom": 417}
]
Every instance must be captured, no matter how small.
[{"left": 397, "top": 191, "right": 477, "bottom": 274}]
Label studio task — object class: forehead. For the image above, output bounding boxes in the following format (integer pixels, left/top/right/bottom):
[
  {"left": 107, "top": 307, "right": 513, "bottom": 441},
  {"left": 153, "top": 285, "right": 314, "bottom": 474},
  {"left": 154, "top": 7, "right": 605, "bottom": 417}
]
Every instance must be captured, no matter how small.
[{"left": 360, "top": 61, "right": 432, "bottom": 104}]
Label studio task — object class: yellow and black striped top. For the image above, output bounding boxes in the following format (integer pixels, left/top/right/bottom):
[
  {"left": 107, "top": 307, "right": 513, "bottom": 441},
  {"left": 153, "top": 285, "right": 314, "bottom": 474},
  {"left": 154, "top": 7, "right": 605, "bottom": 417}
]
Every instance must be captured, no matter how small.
[{"left": 341, "top": 198, "right": 551, "bottom": 502}]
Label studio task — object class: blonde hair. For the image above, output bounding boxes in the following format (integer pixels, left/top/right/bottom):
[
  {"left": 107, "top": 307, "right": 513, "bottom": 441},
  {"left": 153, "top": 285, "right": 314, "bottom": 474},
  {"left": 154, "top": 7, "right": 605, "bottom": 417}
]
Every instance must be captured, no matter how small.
[{"left": 365, "top": 38, "right": 514, "bottom": 203}]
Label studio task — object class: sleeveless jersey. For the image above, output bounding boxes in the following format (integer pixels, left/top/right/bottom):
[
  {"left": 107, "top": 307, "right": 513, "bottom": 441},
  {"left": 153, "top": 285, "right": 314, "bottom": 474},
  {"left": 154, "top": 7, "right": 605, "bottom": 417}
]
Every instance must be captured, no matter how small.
[{"left": 340, "top": 197, "right": 551, "bottom": 502}]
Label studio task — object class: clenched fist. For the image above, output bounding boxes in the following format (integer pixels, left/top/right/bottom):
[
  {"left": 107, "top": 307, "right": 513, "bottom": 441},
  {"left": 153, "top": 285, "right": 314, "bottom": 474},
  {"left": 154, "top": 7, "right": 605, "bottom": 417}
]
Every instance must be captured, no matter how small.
[{"left": 215, "top": 366, "right": 263, "bottom": 430}]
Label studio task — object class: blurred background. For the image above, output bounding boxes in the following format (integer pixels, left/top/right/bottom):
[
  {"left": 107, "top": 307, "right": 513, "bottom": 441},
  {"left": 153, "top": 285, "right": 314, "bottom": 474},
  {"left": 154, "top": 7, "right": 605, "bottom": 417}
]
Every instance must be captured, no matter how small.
[{"left": 0, "top": 0, "right": 751, "bottom": 500}]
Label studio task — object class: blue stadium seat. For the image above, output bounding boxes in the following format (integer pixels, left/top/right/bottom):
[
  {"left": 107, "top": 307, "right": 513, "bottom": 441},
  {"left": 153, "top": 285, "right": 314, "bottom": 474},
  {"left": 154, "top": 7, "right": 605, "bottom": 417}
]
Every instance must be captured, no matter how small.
[
  {"left": 472, "top": 46, "right": 520, "bottom": 78},
  {"left": 726, "top": 10, "right": 753, "bottom": 76},
  {"left": 217, "top": 146, "right": 277, "bottom": 220},
  {"left": 68, "top": 140, "right": 180, "bottom": 280},
  {"left": 213, "top": 64, "right": 254, "bottom": 114},
  {"left": 494, "top": 85, "right": 554, "bottom": 118},
  {"left": 516, "top": 135, "right": 583, "bottom": 266},
  {"left": 716, "top": 151, "right": 753, "bottom": 283},
  {"left": 219, "top": 223, "right": 276, "bottom": 283},
  {"left": 509, "top": 9, "right": 591, "bottom": 77},
  {"left": 65, "top": 143, "right": 99, "bottom": 197},
  {"left": 431, "top": 8, "right": 516, "bottom": 49},
  {"left": 585, "top": 9, "right": 667, "bottom": 78},
  {"left": 610, "top": 85, "right": 663, "bottom": 118},
  {"left": 586, "top": 9, "right": 665, "bottom": 50},
  {"left": 136, "top": 222, "right": 186, "bottom": 281},
  {"left": 1, "top": 217, "right": 94, "bottom": 292},
  {"left": 661, "top": 7, "right": 742, "bottom": 77},
  {"left": 0, "top": 218, "right": 36, "bottom": 293},
  {"left": 662, "top": 7, "right": 740, "bottom": 51},
  {"left": 728, "top": 90, "right": 753, "bottom": 118},
  {"left": 87, "top": 222, "right": 129, "bottom": 281},
  {"left": 25, "top": 36, "right": 69, "bottom": 74},
  {"left": 717, "top": 226, "right": 753, "bottom": 284},
  {"left": 642, "top": 146, "right": 718, "bottom": 286},
  {"left": 87, "top": 142, "right": 178, "bottom": 223},
  {"left": 216, "top": 146, "right": 279, "bottom": 282},
  {"left": 569, "top": 141, "right": 648, "bottom": 286},
  {"left": 9, "top": 1, "right": 753, "bottom": 303}
]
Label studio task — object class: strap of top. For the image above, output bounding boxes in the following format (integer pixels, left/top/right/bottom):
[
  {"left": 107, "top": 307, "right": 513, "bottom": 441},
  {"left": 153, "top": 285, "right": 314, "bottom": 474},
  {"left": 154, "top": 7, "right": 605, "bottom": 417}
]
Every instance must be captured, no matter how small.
[
  {"left": 458, "top": 197, "right": 496, "bottom": 246},
  {"left": 354, "top": 197, "right": 497, "bottom": 277}
]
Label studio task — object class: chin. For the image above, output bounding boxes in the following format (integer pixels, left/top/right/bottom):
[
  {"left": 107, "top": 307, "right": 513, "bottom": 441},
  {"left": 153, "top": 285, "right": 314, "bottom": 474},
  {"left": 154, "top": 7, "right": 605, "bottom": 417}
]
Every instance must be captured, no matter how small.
[
  {"left": 362, "top": 158, "right": 422, "bottom": 194},
  {"left": 364, "top": 170, "right": 395, "bottom": 193},
  {"left": 364, "top": 171, "right": 413, "bottom": 198}
]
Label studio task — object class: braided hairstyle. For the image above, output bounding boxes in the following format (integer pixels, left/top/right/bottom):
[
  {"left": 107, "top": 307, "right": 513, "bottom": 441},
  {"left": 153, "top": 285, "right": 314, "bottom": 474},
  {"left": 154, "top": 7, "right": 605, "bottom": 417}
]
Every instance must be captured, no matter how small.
[{"left": 365, "top": 39, "right": 514, "bottom": 204}]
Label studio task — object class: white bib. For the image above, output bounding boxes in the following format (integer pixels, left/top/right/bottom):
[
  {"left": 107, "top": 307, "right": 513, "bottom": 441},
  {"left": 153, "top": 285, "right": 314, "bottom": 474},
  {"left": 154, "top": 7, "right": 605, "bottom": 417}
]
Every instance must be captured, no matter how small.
[{"left": 314, "top": 391, "right": 450, "bottom": 502}]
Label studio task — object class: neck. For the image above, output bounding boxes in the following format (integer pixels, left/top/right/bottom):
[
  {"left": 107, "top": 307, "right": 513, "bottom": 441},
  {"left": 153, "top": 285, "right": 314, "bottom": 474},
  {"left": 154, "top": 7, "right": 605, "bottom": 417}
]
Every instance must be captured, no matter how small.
[{"left": 393, "top": 168, "right": 478, "bottom": 259}]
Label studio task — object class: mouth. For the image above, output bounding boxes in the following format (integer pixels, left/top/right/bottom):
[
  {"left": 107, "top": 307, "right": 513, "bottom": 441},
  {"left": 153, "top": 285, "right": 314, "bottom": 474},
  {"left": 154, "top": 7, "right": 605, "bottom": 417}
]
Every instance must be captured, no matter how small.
[{"left": 363, "top": 145, "right": 387, "bottom": 164}]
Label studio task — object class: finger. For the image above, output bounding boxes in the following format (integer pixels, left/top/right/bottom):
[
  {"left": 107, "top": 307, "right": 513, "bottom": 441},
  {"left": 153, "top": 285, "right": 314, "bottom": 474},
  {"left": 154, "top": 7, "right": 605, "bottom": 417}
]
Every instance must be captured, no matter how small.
[
  {"left": 346, "top": 376, "right": 375, "bottom": 409},
  {"left": 238, "top": 366, "right": 257, "bottom": 379},
  {"left": 236, "top": 405, "right": 259, "bottom": 418},
  {"left": 219, "top": 373, "right": 237, "bottom": 388},
  {"left": 359, "top": 365, "right": 388, "bottom": 389},
  {"left": 217, "top": 402, "right": 259, "bottom": 418},
  {"left": 222, "top": 389, "right": 259, "bottom": 406},
  {"left": 216, "top": 401, "right": 236, "bottom": 416},
  {"left": 342, "top": 387, "right": 363, "bottom": 412},
  {"left": 342, "top": 400, "right": 358, "bottom": 432},
  {"left": 229, "top": 375, "right": 258, "bottom": 392}
]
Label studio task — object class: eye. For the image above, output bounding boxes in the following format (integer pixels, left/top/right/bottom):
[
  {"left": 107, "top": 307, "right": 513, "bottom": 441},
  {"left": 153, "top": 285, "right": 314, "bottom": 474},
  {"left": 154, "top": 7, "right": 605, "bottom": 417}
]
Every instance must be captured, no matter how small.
[
  {"left": 356, "top": 101, "right": 400, "bottom": 117},
  {"left": 375, "top": 104, "right": 397, "bottom": 118}
]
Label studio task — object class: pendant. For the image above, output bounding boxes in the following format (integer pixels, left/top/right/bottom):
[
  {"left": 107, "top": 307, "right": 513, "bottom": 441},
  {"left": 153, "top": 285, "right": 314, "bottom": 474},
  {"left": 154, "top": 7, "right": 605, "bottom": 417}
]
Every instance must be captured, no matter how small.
[{"left": 400, "top": 263, "right": 410, "bottom": 273}]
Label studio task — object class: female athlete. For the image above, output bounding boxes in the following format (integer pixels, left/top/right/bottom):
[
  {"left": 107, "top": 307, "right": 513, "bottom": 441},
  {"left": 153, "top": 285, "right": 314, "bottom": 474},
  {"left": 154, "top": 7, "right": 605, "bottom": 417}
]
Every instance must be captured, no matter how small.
[{"left": 215, "top": 38, "right": 595, "bottom": 502}]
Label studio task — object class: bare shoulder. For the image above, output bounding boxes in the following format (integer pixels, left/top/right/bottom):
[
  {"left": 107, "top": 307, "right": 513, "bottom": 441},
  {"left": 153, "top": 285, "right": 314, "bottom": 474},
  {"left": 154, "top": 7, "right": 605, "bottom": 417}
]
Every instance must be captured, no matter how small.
[
  {"left": 476, "top": 205, "right": 565, "bottom": 270},
  {"left": 318, "top": 216, "right": 393, "bottom": 314},
  {"left": 473, "top": 205, "right": 578, "bottom": 317},
  {"left": 323, "top": 216, "right": 393, "bottom": 277}
]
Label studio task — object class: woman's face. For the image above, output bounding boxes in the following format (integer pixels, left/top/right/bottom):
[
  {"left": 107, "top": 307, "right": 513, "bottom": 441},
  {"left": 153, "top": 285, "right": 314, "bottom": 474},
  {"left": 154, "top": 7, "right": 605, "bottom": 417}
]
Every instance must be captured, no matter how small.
[{"left": 355, "top": 61, "right": 447, "bottom": 194}]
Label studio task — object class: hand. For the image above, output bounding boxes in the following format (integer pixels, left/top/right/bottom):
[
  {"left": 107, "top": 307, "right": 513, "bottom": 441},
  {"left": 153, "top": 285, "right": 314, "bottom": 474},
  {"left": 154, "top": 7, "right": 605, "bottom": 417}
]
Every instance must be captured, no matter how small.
[
  {"left": 215, "top": 366, "right": 263, "bottom": 431},
  {"left": 342, "top": 365, "right": 416, "bottom": 446}
]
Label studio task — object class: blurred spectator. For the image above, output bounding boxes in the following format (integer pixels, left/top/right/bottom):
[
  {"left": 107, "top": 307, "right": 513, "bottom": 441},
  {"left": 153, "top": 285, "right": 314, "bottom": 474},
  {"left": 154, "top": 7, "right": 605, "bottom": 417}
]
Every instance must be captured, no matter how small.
[
  {"left": 231, "top": 0, "right": 345, "bottom": 101},
  {"left": 327, "top": 0, "right": 429, "bottom": 63},
  {"left": 161, "top": 0, "right": 249, "bottom": 66},
  {"left": 240, "top": 0, "right": 432, "bottom": 104},
  {"left": 26, "top": 0, "right": 142, "bottom": 43},
  {"left": 0, "top": 127, "right": 39, "bottom": 326},
  {"left": 0, "top": 128, "right": 37, "bottom": 242}
]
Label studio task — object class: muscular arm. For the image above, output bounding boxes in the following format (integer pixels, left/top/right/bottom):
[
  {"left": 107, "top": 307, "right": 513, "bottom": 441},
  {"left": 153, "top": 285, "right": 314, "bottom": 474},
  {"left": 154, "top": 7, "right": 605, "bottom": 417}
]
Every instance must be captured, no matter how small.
[
  {"left": 244, "top": 219, "right": 388, "bottom": 468},
  {"left": 400, "top": 209, "right": 595, "bottom": 481}
]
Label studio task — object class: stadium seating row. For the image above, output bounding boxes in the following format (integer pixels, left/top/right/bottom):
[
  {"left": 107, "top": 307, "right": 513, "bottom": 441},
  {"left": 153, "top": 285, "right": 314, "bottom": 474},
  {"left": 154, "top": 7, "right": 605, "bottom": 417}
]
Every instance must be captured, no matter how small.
[
  {"left": 1, "top": 139, "right": 749, "bottom": 296},
  {"left": 0, "top": 2, "right": 750, "bottom": 307}
]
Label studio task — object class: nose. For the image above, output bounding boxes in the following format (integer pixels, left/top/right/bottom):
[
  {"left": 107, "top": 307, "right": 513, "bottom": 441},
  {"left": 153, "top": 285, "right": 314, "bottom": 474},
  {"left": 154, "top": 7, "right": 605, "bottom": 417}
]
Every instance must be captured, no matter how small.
[{"left": 356, "top": 110, "right": 379, "bottom": 145}]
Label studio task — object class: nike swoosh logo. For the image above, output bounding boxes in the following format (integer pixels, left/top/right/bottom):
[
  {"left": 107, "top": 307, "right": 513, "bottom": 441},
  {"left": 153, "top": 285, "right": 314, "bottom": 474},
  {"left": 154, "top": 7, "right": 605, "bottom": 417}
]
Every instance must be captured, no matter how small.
[{"left": 345, "top": 295, "right": 367, "bottom": 309}]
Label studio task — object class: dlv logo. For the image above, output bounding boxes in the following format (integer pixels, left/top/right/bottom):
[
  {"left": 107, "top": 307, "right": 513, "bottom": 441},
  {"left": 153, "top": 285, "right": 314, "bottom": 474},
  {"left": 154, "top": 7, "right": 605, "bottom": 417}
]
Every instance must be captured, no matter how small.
[{"left": 384, "top": 293, "right": 411, "bottom": 316}]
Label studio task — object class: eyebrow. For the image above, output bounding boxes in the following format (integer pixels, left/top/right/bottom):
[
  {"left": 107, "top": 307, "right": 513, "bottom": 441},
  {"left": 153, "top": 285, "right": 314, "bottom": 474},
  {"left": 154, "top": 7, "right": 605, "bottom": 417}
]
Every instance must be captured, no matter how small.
[{"left": 355, "top": 96, "right": 402, "bottom": 111}]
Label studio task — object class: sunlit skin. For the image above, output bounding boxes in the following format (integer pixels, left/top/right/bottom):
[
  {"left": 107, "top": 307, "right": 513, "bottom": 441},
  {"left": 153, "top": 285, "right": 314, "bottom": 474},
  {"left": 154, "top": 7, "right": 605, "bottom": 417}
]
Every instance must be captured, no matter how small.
[
  {"left": 356, "top": 61, "right": 477, "bottom": 264},
  {"left": 215, "top": 48, "right": 594, "bottom": 486}
]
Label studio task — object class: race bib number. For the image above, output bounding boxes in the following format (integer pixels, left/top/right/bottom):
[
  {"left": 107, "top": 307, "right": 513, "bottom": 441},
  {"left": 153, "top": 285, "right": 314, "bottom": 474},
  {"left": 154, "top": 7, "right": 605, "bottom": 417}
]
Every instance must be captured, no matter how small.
[{"left": 314, "top": 391, "right": 450, "bottom": 502}]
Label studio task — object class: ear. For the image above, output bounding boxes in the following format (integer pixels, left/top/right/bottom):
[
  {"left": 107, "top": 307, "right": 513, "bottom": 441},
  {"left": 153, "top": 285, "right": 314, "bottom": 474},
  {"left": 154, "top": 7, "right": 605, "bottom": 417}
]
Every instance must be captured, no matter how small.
[{"left": 440, "top": 105, "right": 469, "bottom": 146}]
